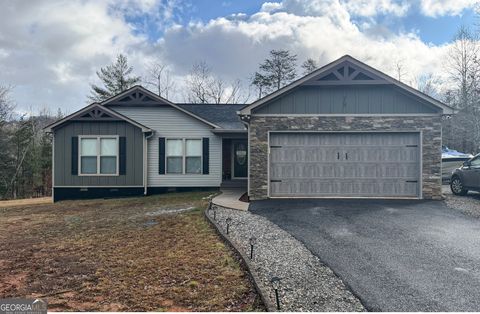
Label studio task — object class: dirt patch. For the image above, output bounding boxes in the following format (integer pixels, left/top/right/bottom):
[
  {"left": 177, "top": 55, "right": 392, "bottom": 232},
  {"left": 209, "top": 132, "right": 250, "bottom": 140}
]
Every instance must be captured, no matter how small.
[{"left": 0, "top": 192, "right": 264, "bottom": 311}]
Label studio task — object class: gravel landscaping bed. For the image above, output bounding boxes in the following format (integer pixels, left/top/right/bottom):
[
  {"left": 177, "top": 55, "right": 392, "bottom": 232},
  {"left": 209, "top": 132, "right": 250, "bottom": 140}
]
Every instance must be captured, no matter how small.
[
  {"left": 443, "top": 185, "right": 480, "bottom": 218},
  {"left": 207, "top": 204, "right": 365, "bottom": 312}
]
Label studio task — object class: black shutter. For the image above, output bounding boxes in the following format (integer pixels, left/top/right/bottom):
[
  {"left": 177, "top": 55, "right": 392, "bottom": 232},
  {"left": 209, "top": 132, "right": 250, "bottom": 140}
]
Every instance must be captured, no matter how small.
[
  {"left": 202, "top": 137, "right": 209, "bottom": 175},
  {"left": 71, "top": 136, "right": 78, "bottom": 175},
  {"left": 119, "top": 137, "right": 126, "bottom": 175},
  {"left": 158, "top": 137, "right": 165, "bottom": 174}
]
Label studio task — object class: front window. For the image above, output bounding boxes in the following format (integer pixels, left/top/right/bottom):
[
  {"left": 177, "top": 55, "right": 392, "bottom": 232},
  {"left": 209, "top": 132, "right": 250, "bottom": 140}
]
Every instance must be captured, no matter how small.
[
  {"left": 186, "top": 139, "right": 202, "bottom": 174},
  {"left": 166, "top": 139, "right": 183, "bottom": 174},
  {"left": 80, "top": 136, "right": 118, "bottom": 175},
  {"left": 166, "top": 138, "right": 202, "bottom": 174}
]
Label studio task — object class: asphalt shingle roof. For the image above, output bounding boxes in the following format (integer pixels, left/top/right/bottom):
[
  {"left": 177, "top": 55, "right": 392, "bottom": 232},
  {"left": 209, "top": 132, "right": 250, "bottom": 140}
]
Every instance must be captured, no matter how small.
[{"left": 177, "top": 104, "right": 245, "bottom": 130}]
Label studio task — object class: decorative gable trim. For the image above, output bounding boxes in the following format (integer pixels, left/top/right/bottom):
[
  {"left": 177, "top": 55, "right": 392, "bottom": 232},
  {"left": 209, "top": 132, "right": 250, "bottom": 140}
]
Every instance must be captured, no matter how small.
[
  {"left": 239, "top": 55, "right": 455, "bottom": 115},
  {"left": 105, "top": 88, "right": 162, "bottom": 105},
  {"left": 43, "top": 103, "right": 152, "bottom": 133},
  {"left": 76, "top": 107, "right": 118, "bottom": 121},
  {"left": 101, "top": 86, "right": 221, "bottom": 129},
  {"left": 303, "top": 60, "right": 387, "bottom": 86}
]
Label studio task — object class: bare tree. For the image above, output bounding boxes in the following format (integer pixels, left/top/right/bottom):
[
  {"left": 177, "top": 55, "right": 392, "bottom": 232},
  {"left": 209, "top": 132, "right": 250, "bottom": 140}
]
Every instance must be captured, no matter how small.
[
  {"left": 206, "top": 78, "right": 245, "bottom": 104},
  {"left": 185, "top": 61, "right": 211, "bottom": 103},
  {"left": 0, "top": 85, "right": 13, "bottom": 124},
  {"left": 144, "top": 62, "right": 176, "bottom": 99},
  {"left": 411, "top": 73, "right": 439, "bottom": 97},
  {"left": 447, "top": 25, "right": 480, "bottom": 109},
  {"left": 443, "top": 25, "right": 480, "bottom": 154},
  {"left": 0, "top": 86, "right": 14, "bottom": 198},
  {"left": 185, "top": 61, "right": 247, "bottom": 104},
  {"left": 394, "top": 58, "right": 407, "bottom": 82},
  {"left": 0, "top": 87, "right": 56, "bottom": 199}
]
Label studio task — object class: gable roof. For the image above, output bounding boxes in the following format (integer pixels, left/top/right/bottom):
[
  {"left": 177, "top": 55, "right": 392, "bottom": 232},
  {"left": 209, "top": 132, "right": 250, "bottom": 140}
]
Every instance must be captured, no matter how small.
[
  {"left": 177, "top": 104, "right": 246, "bottom": 130},
  {"left": 240, "top": 55, "right": 455, "bottom": 115},
  {"left": 101, "top": 85, "right": 221, "bottom": 129},
  {"left": 43, "top": 103, "right": 152, "bottom": 132}
]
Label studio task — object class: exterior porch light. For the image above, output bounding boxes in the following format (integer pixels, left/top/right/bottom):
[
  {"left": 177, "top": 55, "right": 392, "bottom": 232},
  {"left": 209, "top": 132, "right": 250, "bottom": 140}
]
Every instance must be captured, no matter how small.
[
  {"left": 249, "top": 236, "right": 256, "bottom": 260},
  {"left": 226, "top": 217, "right": 232, "bottom": 234},
  {"left": 270, "top": 276, "right": 281, "bottom": 310}
]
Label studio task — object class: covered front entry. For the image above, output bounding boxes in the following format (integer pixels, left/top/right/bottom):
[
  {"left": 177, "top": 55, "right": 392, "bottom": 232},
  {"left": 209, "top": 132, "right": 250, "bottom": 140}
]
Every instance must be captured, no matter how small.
[
  {"left": 269, "top": 132, "right": 421, "bottom": 198},
  {"left": 222, "top": 138, "right": 248, "bottom": 186}
]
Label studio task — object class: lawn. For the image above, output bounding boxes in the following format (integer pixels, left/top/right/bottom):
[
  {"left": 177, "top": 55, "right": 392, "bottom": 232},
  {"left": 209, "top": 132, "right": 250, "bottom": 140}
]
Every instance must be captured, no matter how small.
[{"left": 0, "top": 192, "right": 264, "bottom": 311}]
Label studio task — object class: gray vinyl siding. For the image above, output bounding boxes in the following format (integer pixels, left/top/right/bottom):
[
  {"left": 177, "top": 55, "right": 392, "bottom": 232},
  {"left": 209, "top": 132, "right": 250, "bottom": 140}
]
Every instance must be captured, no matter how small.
[
  {"left": 253, "top": 85, "right": 440, "bottom": 114},
  {"left": 111, "top": 106, "right": 222, "bottom": 187},
  {"left": 53, "top": 121, "right": 144, "bottom": 187}
]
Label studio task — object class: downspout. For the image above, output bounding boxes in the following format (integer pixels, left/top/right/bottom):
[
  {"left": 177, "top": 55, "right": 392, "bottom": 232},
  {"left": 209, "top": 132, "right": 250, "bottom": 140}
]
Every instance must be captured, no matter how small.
[
  {"left": 143, "top": 131, "right": 154, "bottom": 195},
  {"left": 239, "top": 112, "right": 251, "bottom": 197}
]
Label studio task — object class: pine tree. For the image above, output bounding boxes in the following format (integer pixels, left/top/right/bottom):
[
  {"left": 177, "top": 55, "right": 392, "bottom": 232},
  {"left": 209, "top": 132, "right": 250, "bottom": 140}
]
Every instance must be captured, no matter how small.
[
  {"left": 89, "top": 54, "right": 141, "bottom": 102},
  {"left": 254, "top": 49, "right": 298, "bottom": 93},
  {"left": 251, "top": 72, "right": 270, "bottom": 99},
  {"left": 301, "top": 58, "right": 318, "bottom": 75}
]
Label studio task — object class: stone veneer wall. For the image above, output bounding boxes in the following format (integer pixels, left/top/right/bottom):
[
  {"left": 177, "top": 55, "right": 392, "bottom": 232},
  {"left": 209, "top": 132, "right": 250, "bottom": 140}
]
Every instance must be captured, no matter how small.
[{"left": 248, "top": 115, "right": 443, "bottom": 200}]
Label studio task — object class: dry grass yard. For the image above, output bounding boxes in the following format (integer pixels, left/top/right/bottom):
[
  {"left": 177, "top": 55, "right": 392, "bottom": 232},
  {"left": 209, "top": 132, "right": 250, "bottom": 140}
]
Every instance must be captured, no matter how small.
[{"left": 0, "top": 192, "right": 263, "bottom": 311}]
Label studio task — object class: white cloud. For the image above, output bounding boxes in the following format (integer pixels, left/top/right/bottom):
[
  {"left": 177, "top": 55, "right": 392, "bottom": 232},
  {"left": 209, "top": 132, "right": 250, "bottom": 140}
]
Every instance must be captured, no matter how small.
[
  {"left": 342, "top": 0, "right": 410, "bottom": 17},
  {"left": 0, "top": 0, "right": 469, "bottom": 113},
  {"left": 260, "top": 2, "right": 283, "bottom": 12},
  {"left": 0, "top": 0, "right": 157, "bottom": 113},
  {"left": 260, "top": 0, "right": 410, "bottom": 17},
  {"left": 161, "top": 0, "right": 451, "bottom": 96},
  {"left": 419, "top": 0, "right": 477, "bottom": 17}
]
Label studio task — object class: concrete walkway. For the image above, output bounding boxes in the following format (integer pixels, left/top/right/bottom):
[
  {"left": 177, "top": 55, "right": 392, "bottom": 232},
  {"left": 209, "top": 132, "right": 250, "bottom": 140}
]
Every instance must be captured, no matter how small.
[{"left": 211, "top": 188, "right": 249, "bottom": 210}]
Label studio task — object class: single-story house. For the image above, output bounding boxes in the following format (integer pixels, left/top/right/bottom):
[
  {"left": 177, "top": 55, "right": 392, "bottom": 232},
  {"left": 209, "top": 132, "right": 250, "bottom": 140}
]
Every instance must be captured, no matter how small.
[{"left": 45, "top": 55, "right": 454, "bottom": 202}]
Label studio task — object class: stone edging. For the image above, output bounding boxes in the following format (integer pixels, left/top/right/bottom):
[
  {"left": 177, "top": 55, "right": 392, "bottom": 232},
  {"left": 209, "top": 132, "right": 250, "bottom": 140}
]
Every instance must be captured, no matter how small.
[{"left": 204, "top": 202, "right": 277, "bottom": 312}]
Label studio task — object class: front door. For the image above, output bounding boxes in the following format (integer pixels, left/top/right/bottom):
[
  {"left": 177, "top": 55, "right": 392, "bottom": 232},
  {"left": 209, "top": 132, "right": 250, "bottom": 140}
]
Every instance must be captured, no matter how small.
[{"left": 232, "top": 140, "right": 248, "bottom": 178}]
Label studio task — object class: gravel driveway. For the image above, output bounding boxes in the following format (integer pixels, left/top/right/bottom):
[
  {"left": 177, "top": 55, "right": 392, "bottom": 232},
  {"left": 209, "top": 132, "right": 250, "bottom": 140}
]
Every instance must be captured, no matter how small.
[
  {"left": 443, "top": 184, "right": 480, "bottom": 218},
  {"left": 250, "top": 199, "right": 480, "bottom": 311},
  {"left": 208, "top": 205, "right": 364, "bottom": 312}
]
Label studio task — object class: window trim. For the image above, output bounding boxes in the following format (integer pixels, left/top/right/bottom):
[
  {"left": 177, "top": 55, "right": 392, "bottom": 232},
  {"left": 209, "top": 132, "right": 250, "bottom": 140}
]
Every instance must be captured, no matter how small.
[
  {"left": 78, "top": 135, "right": 120, "bottom": 176},
  {"left": 165, "top": 137, "right": 203, "bottom": 175}
]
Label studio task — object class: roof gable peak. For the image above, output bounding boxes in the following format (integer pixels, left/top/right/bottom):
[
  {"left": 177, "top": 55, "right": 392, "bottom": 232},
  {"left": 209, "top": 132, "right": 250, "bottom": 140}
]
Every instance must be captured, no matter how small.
[
  {"left": 101, "top": 85, "right": 170, "bottom": 106},
  {"left": 240, "top": 54, "right": 455, "bottom": 115},
  {"left": 305, "top": 59, "right": 385, "bottom": 86},
  {"left": 43, "top": 102, "right": 152, "bottom": 132},
  {"left": 101, "top": 85, "right": 221, "bottom": 129}
]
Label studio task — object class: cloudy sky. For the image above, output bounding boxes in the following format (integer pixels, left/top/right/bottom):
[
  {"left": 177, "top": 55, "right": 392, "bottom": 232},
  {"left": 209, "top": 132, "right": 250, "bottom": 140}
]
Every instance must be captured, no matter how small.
[{"left": 0, "top": 0, "right": 477, "bottom": 114}]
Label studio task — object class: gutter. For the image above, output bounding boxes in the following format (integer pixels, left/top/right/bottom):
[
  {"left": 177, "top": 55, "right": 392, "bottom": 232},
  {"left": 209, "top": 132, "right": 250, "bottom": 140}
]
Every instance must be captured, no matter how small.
[{"left": 211, "top": 129, "right": 247, "bottom": 134}]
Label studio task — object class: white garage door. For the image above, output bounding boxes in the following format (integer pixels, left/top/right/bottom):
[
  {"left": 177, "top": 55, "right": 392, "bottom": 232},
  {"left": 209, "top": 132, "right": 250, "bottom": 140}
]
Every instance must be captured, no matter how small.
[{"left": 269, "top": 132, "right": 420, "bottom": 198}]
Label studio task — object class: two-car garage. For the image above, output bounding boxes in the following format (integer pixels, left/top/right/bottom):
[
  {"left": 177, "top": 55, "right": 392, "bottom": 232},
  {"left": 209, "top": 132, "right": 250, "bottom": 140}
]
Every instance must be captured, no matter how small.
[
  {"left": 269, "top": 132, "right": 421, "bottom": 198},
  {"left": 242, "top": 55, "right": 452, "bottom": 200}
]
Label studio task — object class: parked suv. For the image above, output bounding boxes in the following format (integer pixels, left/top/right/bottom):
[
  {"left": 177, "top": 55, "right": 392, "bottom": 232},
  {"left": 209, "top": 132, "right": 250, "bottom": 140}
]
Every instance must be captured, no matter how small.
[{"left": 451, "top": 154, "right": 480, "bottom": 195}]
